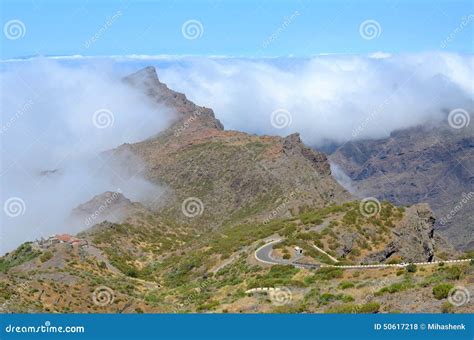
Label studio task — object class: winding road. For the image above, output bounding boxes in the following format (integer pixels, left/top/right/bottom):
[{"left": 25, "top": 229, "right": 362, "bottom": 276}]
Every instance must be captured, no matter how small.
[
  {"left": 254, "top": 239, "right": 287, "bottom": 265},
  {"left": 254, "top": 239, "right": 320, "bottom": 269},
  {"left": 254, "top": 239, "right": 472, "bottom": 270}
]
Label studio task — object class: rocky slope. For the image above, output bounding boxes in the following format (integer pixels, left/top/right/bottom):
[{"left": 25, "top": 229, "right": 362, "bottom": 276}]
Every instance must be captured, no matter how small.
[{"left": 330, "top": 122, "right": 473, "bottom": 250}]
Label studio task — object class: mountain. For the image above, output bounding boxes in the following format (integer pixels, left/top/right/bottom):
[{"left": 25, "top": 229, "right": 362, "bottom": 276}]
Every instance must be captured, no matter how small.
[
  {"left": 0, "top": 67, "right": 471, "bottom": 314},
  {"left": 68, "top": 191, "right": 144, "bottom": 230},
  {"left": 330, "top": 121, "right": 474, "bottom": 250},
  {"left": 111, "top": 66, "right": 350, "bottom": 227}
]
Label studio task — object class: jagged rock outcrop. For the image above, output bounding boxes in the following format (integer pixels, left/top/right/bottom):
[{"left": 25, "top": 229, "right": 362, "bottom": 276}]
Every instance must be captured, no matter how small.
[
  {"left": 362, "top": 204, "right": 452, "bottom": 263},
  {"left": 283, "top": 133, "right": 331, "bottom": 175},
  {"left": 124, "top": 66, "right": 224, "bottom": 132}
]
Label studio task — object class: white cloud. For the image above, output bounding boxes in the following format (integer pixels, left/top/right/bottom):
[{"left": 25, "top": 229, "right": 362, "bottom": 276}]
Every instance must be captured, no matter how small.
[
  {"left": 1, "top": 60, "right": 174, "bottom": 253},
  {"left": 154, "top": 52, "right": 473, "bottom": 146}
]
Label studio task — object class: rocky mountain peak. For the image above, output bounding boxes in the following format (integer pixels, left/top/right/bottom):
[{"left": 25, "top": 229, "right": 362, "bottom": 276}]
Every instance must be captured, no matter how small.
[
  {"left": 110, "top": 67, "right": 350, "bottom": 224},
  {"left": 69, "top": 191, "right": 141, "bottom": 229},
  {"left": 124, "top": 66, "right": 224, "bottom": 132},
  {"left": 283, "top": 133, "right": 331, "bottom": 176}
]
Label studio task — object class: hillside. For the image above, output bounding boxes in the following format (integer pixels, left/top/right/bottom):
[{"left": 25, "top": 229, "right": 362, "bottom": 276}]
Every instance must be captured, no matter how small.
[
  {"left": 1, "top": 198, "right": 469, "bottom": 314},
  {"left": 330, "top": 122, "right": 473, "bottom": 250}
]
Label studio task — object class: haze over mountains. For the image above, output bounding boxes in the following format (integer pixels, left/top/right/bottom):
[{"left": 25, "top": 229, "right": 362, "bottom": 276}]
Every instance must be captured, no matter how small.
[
  {"left": 1, "top": 62, "right": 472, "bottom": 314},
  {"left": 2, "top": 53, "right": 472, "bottom": 253}
]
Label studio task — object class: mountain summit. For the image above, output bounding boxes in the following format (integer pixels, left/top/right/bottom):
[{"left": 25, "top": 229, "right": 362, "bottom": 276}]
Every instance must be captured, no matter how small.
[
  {"left": 113, "top": 66, "right": 350, "bottom": 226},
  {"left": 124, "top": 66, "right": 224, "bottom": 132}
]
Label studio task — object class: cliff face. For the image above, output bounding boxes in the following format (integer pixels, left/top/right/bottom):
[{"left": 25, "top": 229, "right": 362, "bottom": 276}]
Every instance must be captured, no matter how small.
[
  {"left": 330, "top": 122, "right": 474, "bottom": 250},
  {"left": 361, "top": 204, "right": 449, "bottom": 264}
]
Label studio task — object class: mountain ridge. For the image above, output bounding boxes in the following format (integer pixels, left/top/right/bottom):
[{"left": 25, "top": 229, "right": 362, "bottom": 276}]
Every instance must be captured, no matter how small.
[{"left": 1, "top": 66, "right": 471, "bottom": 315}]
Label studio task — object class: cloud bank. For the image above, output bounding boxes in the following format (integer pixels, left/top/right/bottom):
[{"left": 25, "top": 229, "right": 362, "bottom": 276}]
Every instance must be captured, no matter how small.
[
  {"left": 153, "top": 52, "right": 473, "bottom": 146},
  {"left": 1, "top": 60, "right": 174, "bottom": 253}
]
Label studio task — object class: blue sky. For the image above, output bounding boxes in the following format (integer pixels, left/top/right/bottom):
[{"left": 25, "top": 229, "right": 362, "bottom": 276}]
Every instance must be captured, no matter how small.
[{"left": 1, "top": 0, "right": 472, "bottom": 59}]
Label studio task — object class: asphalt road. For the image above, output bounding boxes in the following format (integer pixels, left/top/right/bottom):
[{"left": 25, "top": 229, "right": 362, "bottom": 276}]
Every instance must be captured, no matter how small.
[
  {"left": 254, "top": 239, "right": 320, "bottom": 269},
  {"left": 254, "top": 239, "right": 288, "bottom": 265},
  {"left": 254, "top": 239, "right": 472, "bottom": 270}
]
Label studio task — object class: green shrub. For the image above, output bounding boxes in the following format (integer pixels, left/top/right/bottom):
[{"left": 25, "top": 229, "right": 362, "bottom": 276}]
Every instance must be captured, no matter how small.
[
  {"left": 376, "top": 281, "right": 413, "bottom": 296},
  {"left": 350, "top": 249, "right": 361, "bottom": 256},
  {"left": 40, "top": 251, "right": 53, "bottom": 263},
  {"left": 313, "top": 267, "right": 343, "bottom": 281},
  {"left": 126, "top": 268, "right": 139, "bottom": 278},
  {"left": 339, "top": 281, "right": 355, "bottom": 289},
  {"left": 444, "top": 266, "right": 463, "bottom": 280},
  {"left": 441, "top": 301, "right": 454, "bottom": 313},
  {"left": 319, "top": 293, "right": 338, "bottom": 305},
  {"left": 319, "top": 293, "right": 354, "bottom": 305},
  {"left": 406, "top": 263, "right": 417, "bottom": 273},
  {"left": 432, "top": 283, "right": 454, "bottom": 300}
]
